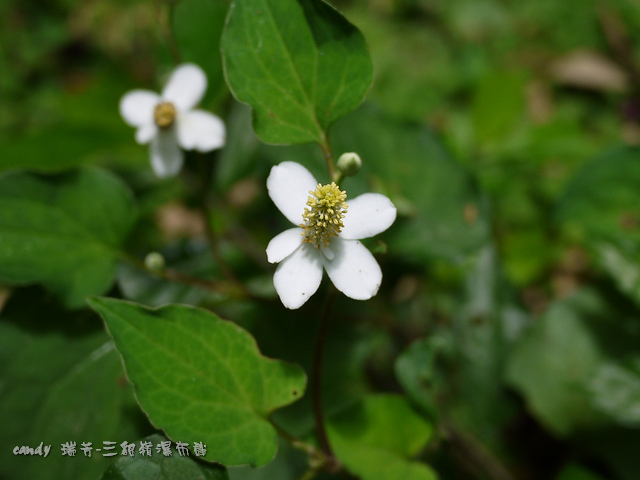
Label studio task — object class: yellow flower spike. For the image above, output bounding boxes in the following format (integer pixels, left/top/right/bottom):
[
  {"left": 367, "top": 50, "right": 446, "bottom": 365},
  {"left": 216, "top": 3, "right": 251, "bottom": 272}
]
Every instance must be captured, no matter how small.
[{"left": 300, "top": 182, "right": 348, "bottom": 248}]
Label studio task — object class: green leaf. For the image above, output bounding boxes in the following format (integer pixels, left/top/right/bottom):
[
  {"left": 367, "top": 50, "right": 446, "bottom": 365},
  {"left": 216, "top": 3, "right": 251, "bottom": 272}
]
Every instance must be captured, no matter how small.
[
  {"left": 221, "top": 296, "right": 378, "bottom": 438},
  {"left": 506, "top": 289, "right": 612, "bottom": 435},
  {"left": 0, "top": 168, "right": 137, "bottom": 308},
  {"left": 221, "top": 0, "right": 373, "bottom": 144},
  {"left": 557, "top": 146, "right": 640, "bottom": 305},
  {"left": 226, "top": 440, "right": 307, "bottom": 480},
  {"left": 172, "top": 0, "right": 229, "bottom": 106},
  {"left": 326, "top": 394, "right": 437, "bottom": 480},
  {"left": 397, "top": 246, "right": 522, "bottom": 449},
  {"left": 101, "top": 433, "right": 229, "bottom": 480},
  {"left": 0, "top": 125, "right": 132, "bottom": 172},
  {"left": 88, "top": 297, "right": 307, "bottom": 467},
  {"left": 0, "top": 68, "right": 147, "bottom": 174},
  {"left": 0, "top": 293, "right": 145, "bottom": 480},
  {"left": 588, "top": 358, "right": 640, "bottom": 426},
  {"left": 450, "top": 245, "right": 521, "bottom": 443}
]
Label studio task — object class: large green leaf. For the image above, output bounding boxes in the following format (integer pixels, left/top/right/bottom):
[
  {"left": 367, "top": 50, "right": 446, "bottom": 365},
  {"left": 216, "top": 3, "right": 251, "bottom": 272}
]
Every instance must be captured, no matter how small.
[
  {"left": 557, "top": 146, "right": 640, "bottom": 305},
  {"left": 172, "top": 0, "right": 229, "bottom": 106},
  {"left": 88, "top": 297, "right": 307, "bottom": 467},
  {"left": 396, "top": 246, "right": 523, "bottom": 450},
  {"left": 326, "top": 394, "right": 437, "bottom": 480},
  {"left": 0, "top": 68, "right": 146, "bottom": 174},
  {"left": 506, "top": 288, "right": 640, "bottom": 435},
  {"left": 0, "top": 125, "right": 134, "bottom": 172},
  {"left": 0, "top": 168, "right": 137, "bottom": 308},
  {"left": 449, "top": 245, "right": 521, "bottom": 444},
  {"left": 0, "top": 292, "right": 145, "bottom": 480},
  {"left": 101, "top": 433, "right": 229, "bottom": 480},
  {"left": 221, "top": 0, "right": 373, "bottom": 144}
]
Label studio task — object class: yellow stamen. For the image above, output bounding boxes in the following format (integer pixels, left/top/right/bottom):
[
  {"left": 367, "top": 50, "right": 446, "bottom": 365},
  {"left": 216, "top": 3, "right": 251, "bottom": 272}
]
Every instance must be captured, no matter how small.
[
  {"left": 300, "top": 182, "right": 348, "bottom": 248},
  {"left": 154, "top": 102, "right": 177, "bottom": 128}
]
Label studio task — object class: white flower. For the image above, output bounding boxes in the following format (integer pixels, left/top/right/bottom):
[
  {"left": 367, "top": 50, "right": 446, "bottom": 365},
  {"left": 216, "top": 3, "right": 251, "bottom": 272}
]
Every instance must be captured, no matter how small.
[
  {"left": 119, "top": 63, "right": 225, "bottom": 177},
  {"left": 266, "top": 161, "right": 397, "bottom": 309}
]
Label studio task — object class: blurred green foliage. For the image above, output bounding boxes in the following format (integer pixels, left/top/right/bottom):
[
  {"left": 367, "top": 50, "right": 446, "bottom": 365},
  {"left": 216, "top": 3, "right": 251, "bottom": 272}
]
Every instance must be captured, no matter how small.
[{"left": 2, "top": 0, "right": 640, "bottom": 479}]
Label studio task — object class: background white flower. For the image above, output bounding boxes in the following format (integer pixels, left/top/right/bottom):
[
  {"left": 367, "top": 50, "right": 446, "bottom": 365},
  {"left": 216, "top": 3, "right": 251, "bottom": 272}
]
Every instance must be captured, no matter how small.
[
  {"left": 266, "top": 161, "right": 397, "bottom": 309},
  {"left": 119, "top": 63, "right": 225, "bottom": 177}
]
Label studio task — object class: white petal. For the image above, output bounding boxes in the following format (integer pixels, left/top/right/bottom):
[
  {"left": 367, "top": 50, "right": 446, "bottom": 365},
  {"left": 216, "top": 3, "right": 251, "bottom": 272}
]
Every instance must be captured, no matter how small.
[
  {"left": 340, "top": 193, "right": 397, "bottom": 240},
  {"left": 322, "top": 246, "right": 335, "bottom": 260},
  {"left": 266, "top": 227, "right": 304, "bottom": 263},
  {"left": 323, "top": 238, "right": 382, "bottom": 300},
  {"left": 162, "top": 64, "right": 207, "bottom": 111},
  {"left": 267, "top": 162, "right": 318, "bottom": 225},
  {"left": 273, "top": 244, "right": 323, "bottom": 309},
  {"left": 150, "top": 128, "right": 184, "bottom": 178},
  {"left": 135, "top": 123, "right": 158, "bottom": 144},
  {"left": 120, "top": 89, "right": 160, "bottom": 127},
  {"left": 176, "top": 110, "right": 225, "bottom": 152}
]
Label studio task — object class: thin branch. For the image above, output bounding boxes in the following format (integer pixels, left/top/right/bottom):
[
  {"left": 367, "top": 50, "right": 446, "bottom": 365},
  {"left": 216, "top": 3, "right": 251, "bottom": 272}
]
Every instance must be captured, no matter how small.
[
  {"left": 319, "top": 136, "right": 337, "bottom": 182},
  {"left": 122, "top": 254, "right": 246, "bottom": 299},
  {"left": 270, "top": 421, "right": 325, "bottom": 459},
  {"left": 297, "top": 467, "right": 322, "bottom": 480},
  {"left": 202, "top": 195, "right": 243, "bottom": 286},
  {"left": 160, "top": 0, "right": 183, "bottom": 64},
  {"left": 225, "top": 224, "right": 271, "bottom": 268},
  {"left": 271, "top": 419, "right": 342, "bottom": 476},
  {"left": 312, "top": 289, "right": 338, "bottom": 463},
  {"left": 441, "top": 420, "right": 518, "bottom": 480},
  {"left": 193, "top": 153, "right": 255, "bottom": 300}
]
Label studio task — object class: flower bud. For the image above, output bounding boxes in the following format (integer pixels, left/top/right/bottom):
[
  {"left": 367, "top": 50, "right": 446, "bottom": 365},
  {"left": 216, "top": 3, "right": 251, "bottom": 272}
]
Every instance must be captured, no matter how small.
[
  {"left": 144, "top": 252, "right": 165, "bottom": 273},
  {"left": 337, "top": 152, "right": 362, "bottom": 177}
]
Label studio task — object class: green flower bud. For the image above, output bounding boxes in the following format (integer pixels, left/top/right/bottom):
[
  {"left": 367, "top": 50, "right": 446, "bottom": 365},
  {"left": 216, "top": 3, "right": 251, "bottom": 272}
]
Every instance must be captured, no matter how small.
[
  {"left": 144, "top": 252, "right": 165, "bottom": 273},
  {"left": 336, "top": 152, "right": 362, "bottom": 177}
]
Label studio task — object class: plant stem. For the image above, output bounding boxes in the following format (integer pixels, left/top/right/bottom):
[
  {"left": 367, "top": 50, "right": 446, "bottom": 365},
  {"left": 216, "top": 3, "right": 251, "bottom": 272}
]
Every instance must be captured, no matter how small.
[
  {"left": 202, "top": 195, "right": 243, "bottom": 286},
  {"left": 319, "top": 136, "right": 337, "bottom": 182},
  {"left": 270, "top": 421, "right": 324, "bottom": 459},
  {"left": 194, "top": 153, "right": 244, "bottom": 289},
  {"left": 312, "top": 289, "right": 337, "bottom": 461},
  {"left": 297, "top": 467, "right": 322, "bottom": 480},
  {"left": 122, "top": 253, "right": 247, "bottom": 299},
  {"left": 441, "top": 420, "right": 517, "bottom": 480},
  {"left": 159, "top": 0, "right": 183, "bottom": 64}
]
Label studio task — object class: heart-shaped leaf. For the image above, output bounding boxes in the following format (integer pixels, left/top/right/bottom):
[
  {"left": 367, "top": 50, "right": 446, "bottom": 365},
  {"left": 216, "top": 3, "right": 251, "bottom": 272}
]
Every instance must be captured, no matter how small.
[
  {"left": 89, "top": 297, "right": 307, "bottom": 467},
  {"left": 100, "top": 433, "right": 229, "bottom": 480},
  {"left": 221, "top": 0, "right": 373, "bottom": 144}
]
